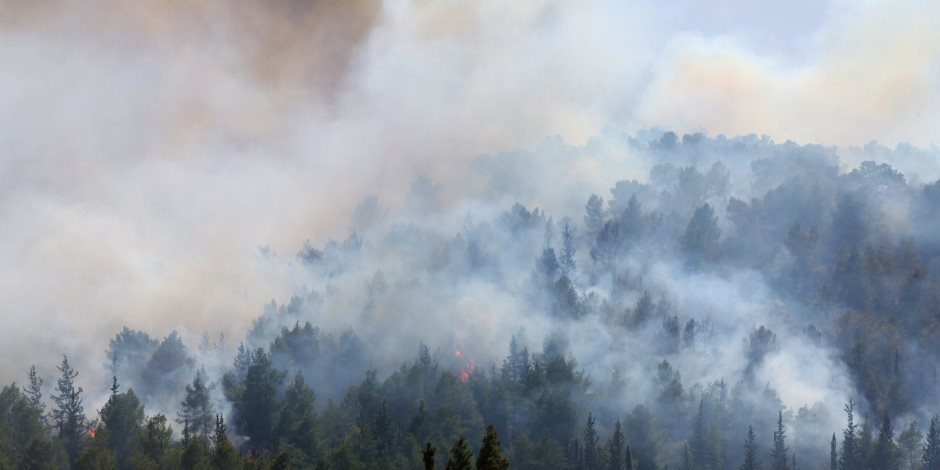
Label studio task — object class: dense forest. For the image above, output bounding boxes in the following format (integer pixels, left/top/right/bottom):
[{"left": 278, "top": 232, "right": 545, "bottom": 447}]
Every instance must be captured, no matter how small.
[{"left": 4, "top": 133, "right": 940, "bottom": 469}]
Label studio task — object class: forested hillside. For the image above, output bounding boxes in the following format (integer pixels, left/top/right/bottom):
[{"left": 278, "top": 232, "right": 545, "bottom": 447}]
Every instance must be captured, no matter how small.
[{"left": 4, "top": 133, "right": 940, "bottom": 469}]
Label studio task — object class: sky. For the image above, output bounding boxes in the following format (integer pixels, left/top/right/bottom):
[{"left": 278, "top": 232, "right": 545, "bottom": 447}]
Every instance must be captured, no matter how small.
[{"left": 0, "top": 0, "right": 938, "bottom": 386}]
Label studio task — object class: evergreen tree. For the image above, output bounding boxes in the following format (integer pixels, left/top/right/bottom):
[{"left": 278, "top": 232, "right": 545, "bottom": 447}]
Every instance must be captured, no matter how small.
[
  {"left": 898, "top": 421, "right": 922, "bottom": 470},
  {"left": 585, "top": 194, "right": 607, "bottom": 240},
  {"left": 860, "top": 417, "right": 874, "bottom": 465},
  {"left": 873, "top": 411, "right": 900, "bottom": 470},
  {"left": 180, "top": 435, "right": 210, "bottom": 470},
  {"left": 211, "top": 415, "right": 240, "bottom": 470},
  {"left": 21, "top": 437, "right": 58, "bottom": 470},
  {"left": 233, "top": 342, "right": 252, "bottom": 379},
  {"left": 537, "top": 248, "right": 560, "bottom": 281},
  {"left": 424, "top": 442, "right": 436, "bottom": 470},
  {"left": 445, "top": 436, "right": 473, "bottom": 470},
  {"left": 51, "top": 355, "right": 86, "bottom": 465},
  {"left": 476, "top": 425, "right": 509, "bottom": 470},
  {"left": 179, "top": 367, "right": 214, "bottom": 438},
  {"left": 99, "top": 377, "right": 144, "bottom": 468},
  {"left": 234, "top": 348, "right": 285, "bottom": 450},
  {"left": 681, "top": 204, "right": 721, "bottom": 264},
  {"left": 560, "top": 222, "right": 577, "bottom": 275},
  {"left": 25, "top": 366, "right": 47, "bottom": 429},
  {"left": 690, "top": 400, "right": 707, "bottom": 468},
  {"left": 275, "top": 373, "right": 318, "bottom": 463},
  {"left": 0, "top": 383, "right": 47, "bottom": 468},
  {"left": 607, "top": 420, "right": 625, "bottom": 470},
  {"left": 584, "top": 412, "right": 600, "bottom": 470},
  {"left": 923, "top": 416, "right": 940, "bottom": 470},
  {"left": 741, "top": 425, "right": 761, "bottom": 470},
  {"left": 625, "top": 445, "right": 634, "bottom": 470},
  {"left": 140, "top": 414, "right": 173, "bottom": 464},
  {"left": 830, "top": 434, "right": 837, "bottom": 470},
  {"left": 840, "top": 399, "right": 861, "bottom": 470},
  {"left": 771, "top": 411, "right": 789, "bottom": 470},
  {"left": 74, "top": 425, "right": 117, "bottom": 470}
]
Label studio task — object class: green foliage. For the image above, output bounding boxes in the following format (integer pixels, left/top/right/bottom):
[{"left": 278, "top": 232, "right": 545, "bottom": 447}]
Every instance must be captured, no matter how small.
[
  {"left": 212, "top": 415, "right": 241, "bottom": 470},
  {"left": 52, "top": 355, "right": 86, "bottom": 465},
  {"left": 181, "top": 436, "right": 211, "bottom": 470},
  {"left": 0, "top": 383, "right": 46, "bottom": 467},
  {"left": 898, "top": 421, "right": 922, "bottom": 470},
  {"left": 872, "top": 411, "right": 900, "bottom": 470},
  {"left": 100, "top": 378, "right": 145, "bottom": 467},
  {"left": 475, "top": 425, "right": 508, "bottom": 470},
  {"left": 423, "top": 442, "right": 436, "bottom": 470},
  {"left": 840, "top": 399, "right": 861, "bottom": 470},
  {"left": 607, "top": 420, "right": 625, "bottom": 470},
  {"left": 922, "top": 416, "right": 940, "bottom": 470},
  {"left": 681, "top": 204, "right": 721, "bottom": 264},
  {"left": 234, "top": 349, "right": 286, "bottom": 451},
  {"left": 74, "top": 425, "right": 117, "bottom": 470},
  {"left": 771, "top": 411, "right": 790, "bottom": 470},
  {"left": 179, "top": 368, "right": 214, "bottom": 439},
  {"left": 445, "top": 437, "right": 473, "bottom": 470},
  {"left": 741, "top": 426, "right": 760, "bottom": 470}
]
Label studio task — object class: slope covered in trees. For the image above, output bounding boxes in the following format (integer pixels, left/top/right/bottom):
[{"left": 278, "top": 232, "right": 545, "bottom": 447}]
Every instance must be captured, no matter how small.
[{"left": 5, "top": 133, "right": 940, "bottom": 469}]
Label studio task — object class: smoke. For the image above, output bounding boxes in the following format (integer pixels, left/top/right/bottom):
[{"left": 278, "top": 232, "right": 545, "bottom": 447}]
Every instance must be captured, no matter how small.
[{"left": 0, "top": 0, "right": 938, "bottom": 446}]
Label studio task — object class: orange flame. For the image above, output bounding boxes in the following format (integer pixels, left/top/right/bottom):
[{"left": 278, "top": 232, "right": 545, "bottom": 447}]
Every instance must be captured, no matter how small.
[{"left": 89, "top": 428, "right": 96, "bottom": 439}]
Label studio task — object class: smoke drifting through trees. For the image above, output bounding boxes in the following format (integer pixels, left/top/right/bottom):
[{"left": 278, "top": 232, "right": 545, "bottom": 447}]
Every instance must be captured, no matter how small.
[{"left": 4, "top": 132, "right": 940, "bottom": 468}]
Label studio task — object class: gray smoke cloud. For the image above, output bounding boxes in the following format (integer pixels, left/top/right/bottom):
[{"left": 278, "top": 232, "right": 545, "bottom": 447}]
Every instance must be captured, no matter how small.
[{"left": 1, "top": 0, "right": 938, "bottom": 447}]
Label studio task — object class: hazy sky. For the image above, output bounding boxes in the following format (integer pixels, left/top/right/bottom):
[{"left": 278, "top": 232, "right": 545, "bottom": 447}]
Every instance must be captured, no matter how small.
[{"left": 0, "top": 0, "right": 937, "bottom": 385}]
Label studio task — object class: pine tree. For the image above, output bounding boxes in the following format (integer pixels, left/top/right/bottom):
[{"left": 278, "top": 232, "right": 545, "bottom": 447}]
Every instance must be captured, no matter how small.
[
  {"left": 560, "top": 222, "right": 577, "bottom": 275},
  {"left": 180, "top": 433, "right": 210, "bottom": 470},
  {"left": 424, "top": 442, "right": 436, "bottom": 470},
  {"left": 741, "top": 425, "right": 761, "bottom": 470},
  {"left": 585, "top": 194, "right": 607, "bottom": 240},
  {"left": 275, "top": 373, "right": 318, "bottom": 463},
  {"left": 476, "top": 425, "right": 509, "bottom": 470},
  {"left": 860, "top": 416, "right": 874, "bottom": 464},
  {"left": 681, "top": 204, "right": 721, "bottom": 264},
  {"left": 235, "top": 348, "right": 285, "bottom": 450},
  {"left": 923, "top": 416, "right": 940, "bottom": 470},
  {"left": 445, "top": 436, "right": 474, "bottom": 470},
  {"left": 830, "top": 434, "right": 837, "bottom": 470},
  {"left": 690, "top": 399, "right": 707, "bottom": 468},
  {"left": 179, "top": 367, "right": 214, "bottom": 438},
  {"left": 99, "top": 377, "right": 144, "bottom": 468},
  {"left": 625, "top": 445, "right": 634, "bottom": 470},
  {"left": 51, "top": 355, "right": 86, "bottom": 465},
  {"left": 22, "top": 437, "right": 58, "bottom": 470},
  {"left": 898, "top": 421, "right": 922, "bottom": 470},
  {"left": 233, "top": 342, "right": 251, "bottom": 378},
  {"left": 873, "top": 411, "right": 900, "bottom": 470},
  {"left": 771, "top": 411, "right": 790, "bottom": 470},
  {"left": 211, "top": 415, "right": 240, "bottom": 470},
  {"left": 584, "top": 412, "right": 600, "bottom": 470},
  {"left": 607, "top": 420, "right": 625, "bottom": 470},
  {"left": 25, "top": 366, "right": 47, "bottom": 428},
  {"left": 140, "top": 414, "right": 173, "bottom": 464},
  {"left": 74, "top": 426, "right": 117, "bottom": 470},
  {"left": 840, "top": 399, "right": 861, "bottom": 470}
]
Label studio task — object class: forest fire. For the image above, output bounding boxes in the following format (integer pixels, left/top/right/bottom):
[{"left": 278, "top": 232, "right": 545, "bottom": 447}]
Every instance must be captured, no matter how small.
[
  {"left": 459, "top": 358, "right": 478, "bottom": 384},
  {"left": 454, "top": 346, "right": 477, "bottom": 383}
]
